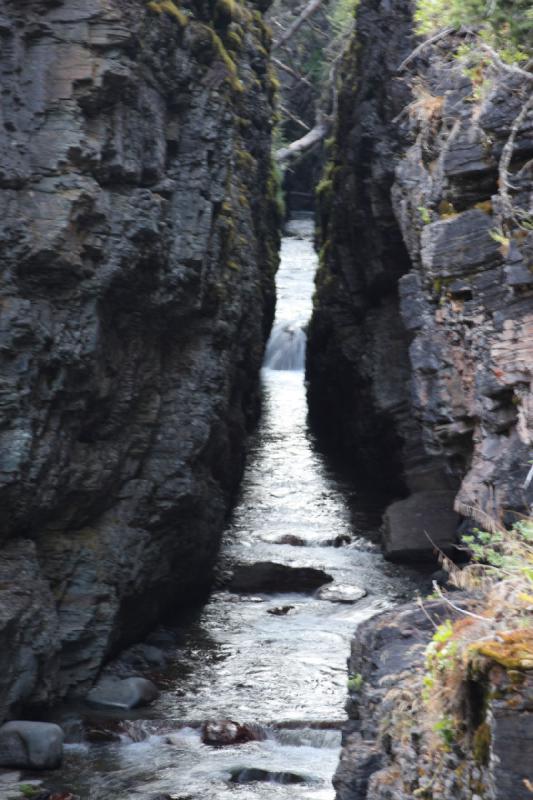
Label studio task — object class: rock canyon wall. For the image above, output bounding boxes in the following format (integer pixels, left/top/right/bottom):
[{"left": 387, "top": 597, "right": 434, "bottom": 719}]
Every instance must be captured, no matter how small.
[
  {"left": 307, "top": 0, "right": 533, "bottom": 558},
  {"left": 0, "top": 0, "right": 279, "bottom": 721},
  {"left": 307, "top": 0, "right": 533, "bottom": 796}
]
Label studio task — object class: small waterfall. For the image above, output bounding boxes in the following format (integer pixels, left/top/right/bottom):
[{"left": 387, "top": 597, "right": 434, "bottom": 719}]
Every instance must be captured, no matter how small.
[{"left": 264, "top": 322, "right": 306, "bottom": 371}]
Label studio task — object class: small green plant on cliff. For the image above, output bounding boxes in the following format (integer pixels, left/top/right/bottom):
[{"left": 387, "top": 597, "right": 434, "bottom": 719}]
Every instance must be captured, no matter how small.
[
  {"left": 414, "top": 0, "right": 532, "bottom": 61},
  {"left": 419, "top": 514, "right": 533, "bottom": 761},
  {"left": 423, "top": 619, "right": 458, "bottom": 698},
  {"left": 347, "top": 672, "right": 363, "bottom": 692},
  {"left": 418, "top": 205, "right": 431, "bottom": 224},
  {"left": 433, "top": 714, "right": 456, "bottom": 747}
]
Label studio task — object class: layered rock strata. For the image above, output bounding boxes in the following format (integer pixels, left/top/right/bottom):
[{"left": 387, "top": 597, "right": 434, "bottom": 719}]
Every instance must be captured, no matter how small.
[
  {"left": 307, "top": 0, "right": 533, "bottom": 552},
  {"left": 335, "top": 602, "right": 533, "bottom": 800},
  {"left": 0, "top": 0, "right": 280, "bottom": 720}
]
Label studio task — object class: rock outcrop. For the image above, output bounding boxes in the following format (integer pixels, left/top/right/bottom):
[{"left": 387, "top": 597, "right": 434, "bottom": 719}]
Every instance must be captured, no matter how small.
[
  {"left": 307, "top": 0, "right": 533, "bottom": 550},
  {"left": 335, "top": 602, "right": 533, "bottom": 800},
  {"left": 0, "top": 0, "right": 280, "bottom": 720}
]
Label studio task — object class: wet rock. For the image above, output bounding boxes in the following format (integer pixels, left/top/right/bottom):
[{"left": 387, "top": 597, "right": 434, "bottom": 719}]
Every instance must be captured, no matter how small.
[
  {"left": 316, "top": 584, "right": 367, "bottom": 603},
  {"left": 274, "top": 534, "right": 307, "bottom": 546},
  {"left": 229, "top": 767, "right": 308, "bottom": 784},
  {"left": 259, "top": 532, "right": 307, "bottom": 546},
  {"left": 86, "top": 677, "right": 159, "bottom": 710},
  {"left": 102, "top": 643, "right": 168, "bottom": 679},
  {"left": 267, "top": 605, "right": 295, "bottom": 615},
  {"left": 83, "top": 719, "right": 126, "bottom": 743},
  {"left": 201, "top": 720, "right": 266, "bottom": 746},
  {"left": 383, "top": 491, "right": 459, "bottom": 561},
  {"left": 228, "top": 562, "right": 333, "bottom": 593},
  {"left": 327, "top": 534, "right": 352, "bottom": 547},
  {"left": 0, "top": 721, "right": 64, "bottom": 769}
]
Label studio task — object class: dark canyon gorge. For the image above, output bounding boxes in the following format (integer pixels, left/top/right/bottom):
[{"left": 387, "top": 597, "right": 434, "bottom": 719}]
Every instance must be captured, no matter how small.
[
  {"left": 0, "top": 0, "right": 531, "bottom": 798},
  {"left": 0, "top": 0, "right": 280, "bottom": 716}
]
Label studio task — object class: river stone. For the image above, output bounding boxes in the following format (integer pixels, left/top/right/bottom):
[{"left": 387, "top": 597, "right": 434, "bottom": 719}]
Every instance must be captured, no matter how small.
[
  {"left": 228, "top": 562, "right": 333, "bottom": 593},
  {"left": 267, "top": 605, "right": 295, "bottom": 615},
  {"left": 86, "top": 677, "right": 159, "bottom": 710},
  {"left": 316, "top": 584, "right": 367, "bottom": 603},
  {"left": 383, "top": 490, "right": 459, "bottom": 561},
  {"left": 230, "top": 767, "right": 308, "bottom": 784},
  {"left": 259, "top": 533, "right": 307, "bottom": 546},
  {"left": 0, "top": 721, "right": 64, "bottom": 769},
  {"left": 275, "top": 534, "right": 307, "bottom": 546},
  {"left": 201, "top": 720, "right": 266, "bottom": 746}
]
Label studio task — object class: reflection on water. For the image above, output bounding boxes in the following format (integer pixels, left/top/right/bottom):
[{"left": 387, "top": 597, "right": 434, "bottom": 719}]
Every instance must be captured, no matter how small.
[{"left": 36, "top": 215, "right": 423, "bottom": 800}]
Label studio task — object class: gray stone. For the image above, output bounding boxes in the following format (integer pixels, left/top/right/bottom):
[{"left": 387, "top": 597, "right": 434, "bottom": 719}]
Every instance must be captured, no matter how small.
[
  {"left": 0, "top": 721, "right": 64, "bottom": 769},
  {"left": 420, "top": 209, "right": 503, "bottom": 278},
  {"left": 229, "top": 562, "right": 333, "bottom": 593},
  {"left": 86, "top": 677, "right": 159, "bottom": 710},
  {"left": 383, "top": 491, "right": 459, "bottom": 561}
]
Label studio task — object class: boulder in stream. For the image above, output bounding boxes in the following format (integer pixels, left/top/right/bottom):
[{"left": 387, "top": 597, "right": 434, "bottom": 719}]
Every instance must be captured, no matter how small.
[
  {"left": 267, "top": 605, "right": 295, "bottom": 615},
  {"left": 228, "top": 562, "right": 333, "bottom": 593},
  {"left": 86, "top": 677, "right": 159, "bottom": 710},
  {"left": 229, "top": 767, "right": 308, "bottom": 784},
  {"left": 0, "top": 721, "right": 64, "bottom": 769},
  {"left": 201, "top": 720, "right": 266, "bottom": 746},
  {"left": 316, "top": 584, "right": 367, "bottom": 603}
]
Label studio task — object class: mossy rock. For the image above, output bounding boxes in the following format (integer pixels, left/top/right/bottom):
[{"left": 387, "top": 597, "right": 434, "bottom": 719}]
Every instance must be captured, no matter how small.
[
  {"left": 472, "top": 721, "right": 491, "bottom": 765},
  {"left": 475, "top": 629, "right": 533, "bottom": 670},
  {"left": 147, "top": 0, "right": 188, "bottom": 27}
]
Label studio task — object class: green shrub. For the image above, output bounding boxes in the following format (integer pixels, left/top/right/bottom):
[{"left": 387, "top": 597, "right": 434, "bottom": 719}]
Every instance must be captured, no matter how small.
[{"left": 415, "top": 0, "right": 532, "bottom": 61}]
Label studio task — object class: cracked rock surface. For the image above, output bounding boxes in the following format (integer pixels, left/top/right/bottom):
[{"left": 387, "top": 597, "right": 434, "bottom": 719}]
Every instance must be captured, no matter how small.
[
  {"left": 0, "top": 0, "right": 279, "bottom": 720},
  {"left": 307, "top": 0, "right": 533, "bottom": 550}
]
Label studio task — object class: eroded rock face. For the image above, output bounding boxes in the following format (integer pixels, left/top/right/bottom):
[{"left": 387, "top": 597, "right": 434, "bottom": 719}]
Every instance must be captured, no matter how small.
[
  {"left": 307, "top": 0, "right": 533, "bottom": 546},
  {"left": 392, "top": 53, "right": 533, "bottom": 519},
  {"left": 0, "top": 0, "right": 280, "bottom": 720},
  {"left": 335, "top": 603, "right": 533, "bottom": 800}
]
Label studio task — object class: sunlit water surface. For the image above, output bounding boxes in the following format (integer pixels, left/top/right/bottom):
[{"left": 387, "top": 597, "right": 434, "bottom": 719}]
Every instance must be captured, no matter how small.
[{"left": 19, "top": 216, "right": 425, "bottom": 800}]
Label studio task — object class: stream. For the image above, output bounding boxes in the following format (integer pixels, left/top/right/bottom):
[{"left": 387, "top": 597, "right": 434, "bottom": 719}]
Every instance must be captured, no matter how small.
[{"left": 24, "top": 217, "right": 425, "bottom": 799}]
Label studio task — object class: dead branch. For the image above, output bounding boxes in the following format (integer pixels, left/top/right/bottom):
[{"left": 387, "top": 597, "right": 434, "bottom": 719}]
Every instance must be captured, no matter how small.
[
  {"left": 432, "top": 582, "right": 495, "bottom": 621},
  {"left": 478, "top": 42, "right": 533, "bottom": 82},
  {"left": 416, "top": 595, "right": 439, "bottom": 629},
  {"left": 271, "top": 57, "right": 314, "bottom": 87},
  {"left": 275, "top": 117, "right": 330, "bottom": 162},
  {"left": 499, "top": 94, "right": 533, "bottom": 229},
  {"left": 272, "top": 0, "right": 326, "bottom": 52},
  {"left": 279, "top": 104, "right": 311, "bottom": 131},
  {"left": 396, "top": 27, "right": 456, "bottom": 72}
]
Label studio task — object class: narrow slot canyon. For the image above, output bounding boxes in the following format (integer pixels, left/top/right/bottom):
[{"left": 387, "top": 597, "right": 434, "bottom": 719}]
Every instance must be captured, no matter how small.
[
  {"left": 24, "top": 216, "right": 425, "bottom": 799},
  {"left": 0, "top": 0, "right": 531, "bottom": 798}
]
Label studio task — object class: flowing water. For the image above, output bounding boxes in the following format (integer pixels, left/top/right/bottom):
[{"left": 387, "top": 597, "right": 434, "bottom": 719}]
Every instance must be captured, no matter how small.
[{"left": 17, "top": 217, "right": 425, "bottom": 800}]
